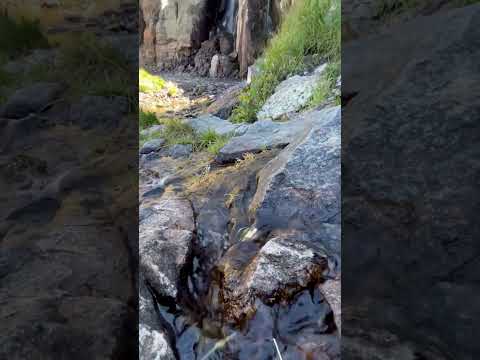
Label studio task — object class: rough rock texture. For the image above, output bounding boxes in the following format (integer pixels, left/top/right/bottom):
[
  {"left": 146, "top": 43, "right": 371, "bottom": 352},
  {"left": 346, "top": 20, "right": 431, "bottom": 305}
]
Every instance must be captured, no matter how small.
[
  {"left": 216, "top": 106, "right": 338, "bottom": 164},
  {"left": 140, "top": 0, "right": 210, "bottom": 68},
  {"left": 257, "top": 64, "right": 327, "bottom": 120},
  {"left": 245, "top": 234, "right": 329, "bottom": 298},
  {"left": 69, "top": 96, "right": 129, "bottom": 130},
  {"left": 251, "top": 106, "right": 341, "bottom": 244},
  {"left": 140, "top": 139, "right": 165, "bottom": 154},
  {"left": 218, "top": 231, "right": 331, "bottom": 320},
  {"left": 209, "top": 54, "right": 235, "bottom": 78},
  {"left": 235, "top": 0, "right": 272, "bottom": 76},
  {"left": 194, "top": 38, "right": 219, "bottom": 76},
  {"left": 236, "top": 0, "right": 295, "bottom": 75},
  {"left": 0, "top": 82, "right": 64, "bottom": 119},
  {"left": 343, "top": 5, "right": 480, "bottom": 359},
  {"left": 342, "top": 0, "right": 466, "bottom": 42},
  {"left": 217, "top": 106, "right": 341, "bottom": 325},
  {"left": 168, "top": 144, "right": 193, "bottom": 158},
  {"left": 139, "top": 283, "right": 176, "bottom": 360},
  {"left": 139, "top": 198, "right": 195, "bottom": 299},
  {"left": 215, "top": 113, "right": 311, "bottom": 163},
  {"left": 184, "top": 114, "right": 247, "bottom": 136},
  {"left": 205, "top": 83, "right": 246, "bottom": 119}
]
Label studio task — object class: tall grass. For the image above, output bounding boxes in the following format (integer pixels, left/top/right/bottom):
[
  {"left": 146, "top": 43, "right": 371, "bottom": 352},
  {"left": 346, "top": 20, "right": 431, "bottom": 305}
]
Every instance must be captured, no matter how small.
[{"left": 231, "top": 0, "right": 340, "bottom": 123}]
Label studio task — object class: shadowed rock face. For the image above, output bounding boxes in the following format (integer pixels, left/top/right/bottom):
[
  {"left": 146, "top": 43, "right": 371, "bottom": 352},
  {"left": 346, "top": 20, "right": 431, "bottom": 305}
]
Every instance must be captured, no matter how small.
[{"left": 343, "top": 4, "right": 480, "bottom": 359}]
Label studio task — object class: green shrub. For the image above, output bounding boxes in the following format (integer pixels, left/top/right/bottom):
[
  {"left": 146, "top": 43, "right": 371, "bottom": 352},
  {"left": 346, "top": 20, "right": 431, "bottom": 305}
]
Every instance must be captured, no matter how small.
[
  {"left": 231, "top": 0, "right": 340, "bottom": 123},
  {"left": 0, "top": 14, "right": 49, "bottom": 55},
  {"left": 307, "top": 60, "right": 340, "bottom": 108},
  {"left": 139, "top": 68, "right": 165, "bottom": 94},
  {"left": 140, "top": 110, "right": 158, "bottom": 129},
  {"left": 199, "top": 129, "right": 231, "bottom": 155},
  {"left": 140, "top": 120, "right": 230, "bottom": 155}
]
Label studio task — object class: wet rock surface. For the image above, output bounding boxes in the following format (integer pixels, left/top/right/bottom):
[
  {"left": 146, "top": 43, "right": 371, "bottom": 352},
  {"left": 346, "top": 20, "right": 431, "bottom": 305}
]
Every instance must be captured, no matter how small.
[{"left": 139, "top": 57, "right": 341, "bottom": 358}]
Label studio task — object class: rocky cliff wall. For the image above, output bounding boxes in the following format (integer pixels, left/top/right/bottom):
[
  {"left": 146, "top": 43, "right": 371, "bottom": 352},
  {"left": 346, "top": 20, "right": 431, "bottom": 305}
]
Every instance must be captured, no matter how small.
[{"left": 140, "top": 0, "right": 295, "bottom": 76}]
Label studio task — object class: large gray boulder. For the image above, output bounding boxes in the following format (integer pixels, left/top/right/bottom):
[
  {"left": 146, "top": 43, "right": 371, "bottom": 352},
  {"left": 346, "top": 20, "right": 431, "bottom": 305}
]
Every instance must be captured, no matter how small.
[
  {"left": 218, "top": 230, "right": 332, "bottom": 320},
  {"left": 0, "top": 82, "right": 64, "bottom": 119},
  {"left": 250, "top": 106, "right": 341, "bottom": 246},
  {"left": 184, "top": 114, "right": 247, "bottom": 136},
  {"left": 215, "top": 108, "right": 327, "bottom": 163},
  {"left": 257, "top": 64, "right": 327, "bottom": 121},
  {"left": 139, "top": 198, "right": 195, "bottom": 299},
  {"left": 140, "top": 138, "right": 165, "bottom": 154}
]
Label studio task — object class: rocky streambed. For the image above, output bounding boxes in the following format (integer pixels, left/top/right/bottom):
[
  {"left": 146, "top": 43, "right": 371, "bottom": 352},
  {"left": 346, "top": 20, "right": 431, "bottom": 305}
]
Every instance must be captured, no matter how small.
[{"left": 139, "top": 72, "right": 341, "bottom": 359}]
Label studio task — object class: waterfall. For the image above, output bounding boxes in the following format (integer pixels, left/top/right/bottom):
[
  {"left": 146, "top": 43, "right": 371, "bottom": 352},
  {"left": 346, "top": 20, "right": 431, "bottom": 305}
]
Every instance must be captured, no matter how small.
[{"left": 220, "top": 0, "right": 237, "bottom": 34}]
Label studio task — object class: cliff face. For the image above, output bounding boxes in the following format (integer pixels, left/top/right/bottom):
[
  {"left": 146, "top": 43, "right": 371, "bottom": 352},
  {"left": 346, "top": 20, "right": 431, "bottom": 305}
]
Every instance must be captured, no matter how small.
[
  {"left": 140, "top": 0, "right": 295, "bottom": 76},
  {"left": 140, "top": 0, "right": 212, "bottom": 69},
  {"left": 235, "top": 0, "right": 270, "bottom": 76}
]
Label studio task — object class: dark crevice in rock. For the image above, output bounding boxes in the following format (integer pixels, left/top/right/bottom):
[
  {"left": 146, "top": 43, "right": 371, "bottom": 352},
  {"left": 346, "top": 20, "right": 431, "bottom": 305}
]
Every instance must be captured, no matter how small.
[{"left": 341, "top": 91, "right": 358, "bottom": 107}]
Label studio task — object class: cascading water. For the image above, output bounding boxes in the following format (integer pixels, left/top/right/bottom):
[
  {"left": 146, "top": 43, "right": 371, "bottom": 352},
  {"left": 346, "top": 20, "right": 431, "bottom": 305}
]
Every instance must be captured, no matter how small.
[{"left": 220, "top": 0, "right": 237, "bottom": 34}]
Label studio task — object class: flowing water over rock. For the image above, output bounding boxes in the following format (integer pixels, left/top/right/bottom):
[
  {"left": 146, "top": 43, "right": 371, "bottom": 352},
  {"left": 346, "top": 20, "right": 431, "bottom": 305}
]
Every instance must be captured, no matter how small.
[{"left": 139, "top": 74, "right": 341, "bottom": 359}]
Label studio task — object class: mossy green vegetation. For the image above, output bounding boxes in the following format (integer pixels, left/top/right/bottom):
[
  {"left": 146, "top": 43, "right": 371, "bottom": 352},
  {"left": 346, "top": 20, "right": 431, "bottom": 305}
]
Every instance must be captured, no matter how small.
[
  {"left": 198, "top": 129, "right": 230, "bottom": 155},
  {"left": 231, "top": 0, "right": 340, "bottom": 123}
]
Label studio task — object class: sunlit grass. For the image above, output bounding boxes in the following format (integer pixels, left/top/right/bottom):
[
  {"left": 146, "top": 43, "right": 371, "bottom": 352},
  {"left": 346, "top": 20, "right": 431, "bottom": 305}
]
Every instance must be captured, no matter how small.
[
  {"left": 139, "top": 68, "right": 165, "bottom": 94},
  {"left": 307, "top": 60, "right": 340, "bottom": 108},
  {"left": 139, "top": 118, "right": 231, "bottom": 155},
  {"left": 230, "top": 0, "right": 340, "bottom": 123}
]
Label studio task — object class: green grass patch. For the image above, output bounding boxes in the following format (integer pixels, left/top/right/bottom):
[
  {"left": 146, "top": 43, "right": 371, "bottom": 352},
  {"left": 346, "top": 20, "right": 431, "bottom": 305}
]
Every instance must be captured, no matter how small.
[
  {"left": 5, "top": 33, "right": 137, "bottom": 111},
  {"left": 140, "top": 110, "right": 158, "bottom": 130},
  {"left": 139, "top": 119, "right": 230, "bottom": 155},
  {"left": 307, "top": 61, "right": 340, "bottom": 108},
  {"left": 230, "top": 0, "right": 340, "bottom": 123},
  {"left": 58, "top": 33, "right": 135, "bottom": 105},
  {"left": 198, "top": 129, "right": 231, "bottom": 155},
  {"left": 139, "top": 68, "right": 165, "bottom": 94}
]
